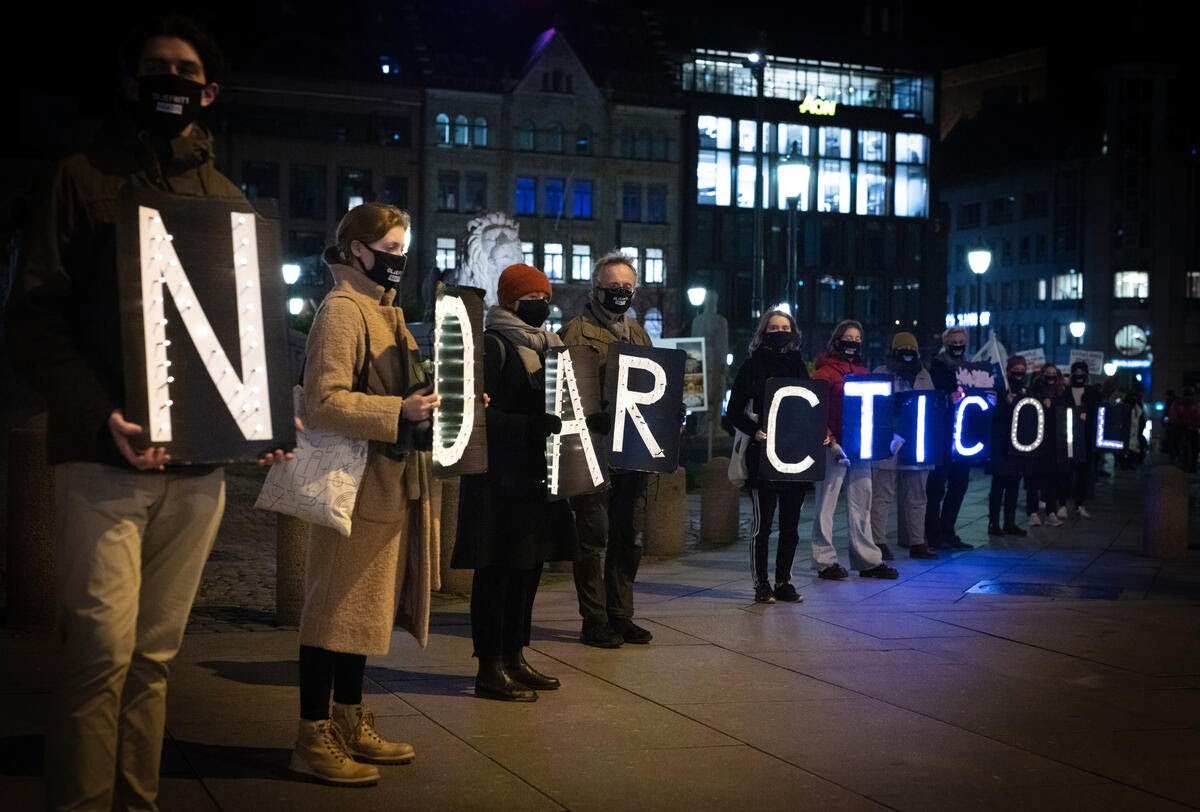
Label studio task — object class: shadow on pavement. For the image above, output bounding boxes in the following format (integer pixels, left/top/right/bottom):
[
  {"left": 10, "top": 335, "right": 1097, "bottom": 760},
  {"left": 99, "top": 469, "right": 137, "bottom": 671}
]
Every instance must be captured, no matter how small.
[
  {"left": 172, "top": 740, "right": 293, "bottom": 780},
  {"left": 197, "top": 660, "right": 297, "bottom": 687},
  {"left": 366, "top": 668, "right": 474, "bottom": 697}
]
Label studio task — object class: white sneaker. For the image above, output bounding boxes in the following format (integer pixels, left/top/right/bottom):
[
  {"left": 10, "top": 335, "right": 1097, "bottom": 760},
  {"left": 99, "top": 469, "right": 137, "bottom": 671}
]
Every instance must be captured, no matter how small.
[
  {"left": 1077, "top": 505, "right": 1092, "bottom": 519},
  {"left": 1056, "top": 506, "right": 1068, "bottom": 519},
  {"left": 1028, "top": 513, "right": 1042, "bottom": 527},
  {"left": 1046, "top": 512, "right": 1063, "bottom": 527}
]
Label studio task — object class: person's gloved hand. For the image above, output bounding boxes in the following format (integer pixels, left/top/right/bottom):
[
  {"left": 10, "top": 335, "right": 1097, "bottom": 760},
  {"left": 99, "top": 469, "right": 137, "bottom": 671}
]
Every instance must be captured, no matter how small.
[
  {"left": 585, "top": 411, "right": 612, "bottom": 435},
  {"left": 831, "top": 441, "right": 851, "bottom": 465},
  {"left": 532, "top": 413, "right": 563, "bottom": 438},
  {"left": 890, "top": 435, "right": 905, "bottom": 456}
]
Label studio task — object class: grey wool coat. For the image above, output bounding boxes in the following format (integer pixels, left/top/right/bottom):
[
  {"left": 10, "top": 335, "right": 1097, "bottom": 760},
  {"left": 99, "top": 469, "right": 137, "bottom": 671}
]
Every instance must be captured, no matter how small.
[{"left": 298, "top": 260, "right": 441, "bottom": 654}]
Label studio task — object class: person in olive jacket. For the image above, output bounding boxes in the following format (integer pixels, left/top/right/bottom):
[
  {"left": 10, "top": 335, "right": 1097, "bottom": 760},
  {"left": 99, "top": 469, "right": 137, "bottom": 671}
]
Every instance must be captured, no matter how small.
[
  {"left": 726, "top": 308, "right": 811, "bottom": 604},
  {"left": 453, "top": 263, "right": 577, "bottom": 701}
]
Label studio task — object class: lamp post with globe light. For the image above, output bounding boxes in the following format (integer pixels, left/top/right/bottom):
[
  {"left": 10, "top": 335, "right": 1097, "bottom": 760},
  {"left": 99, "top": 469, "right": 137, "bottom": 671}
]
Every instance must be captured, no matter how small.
[
  {"left": 967, "top": 248, "right": 991, "bottom": 347},
  {"left": 1069, "top": 320, "right": 1086, "bottom": 347},
  {"left": 742, "top": 51, "right": 766, "bottom": 319}
]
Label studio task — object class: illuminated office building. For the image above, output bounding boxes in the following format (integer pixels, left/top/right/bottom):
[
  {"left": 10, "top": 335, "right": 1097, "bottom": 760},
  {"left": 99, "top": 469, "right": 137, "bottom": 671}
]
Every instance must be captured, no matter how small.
[{"left": 678, "top": 49, "right": 941, "bottom": 361}]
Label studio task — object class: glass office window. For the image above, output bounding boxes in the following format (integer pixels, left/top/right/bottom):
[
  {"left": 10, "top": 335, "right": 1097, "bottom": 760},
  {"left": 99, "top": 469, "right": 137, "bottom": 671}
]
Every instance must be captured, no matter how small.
[
  {"left": 858, "top": 130, "right": 887, "bottom": 161},
  {"left": 817, "top": 275, "right": 846, "bottom": 322},
  {"left": 818, "top": 159, "right": 850, "bottom": 213},
  {"left": 1114, "top": 270, "right": 1149, "bottom": 298},
  {"left": 736, "top": 154, "right": 758, "bottom": 208},
  {"left": 818, "top": 127, "right": 851, "bottom": 158},
  {"left": 896, "top": 133, "right": 929, "bottom": 164},
  {"left": 894, "top": 164, "right": 928, "bottom": 217},
  {"left": 738, "top": 119, "right": 757, "bottom": 152},
  {"left": 856, "top": 162, "right": 888, "bottom": 216},
  {"left": 697, "top": 115, "right": 733, "bottom": 149},
  {"left": 776, "top": 123, "right": 810, "bottom": 156},
  {"left": 1051, "top": 272, "right": 1083, "bottom": 300}
]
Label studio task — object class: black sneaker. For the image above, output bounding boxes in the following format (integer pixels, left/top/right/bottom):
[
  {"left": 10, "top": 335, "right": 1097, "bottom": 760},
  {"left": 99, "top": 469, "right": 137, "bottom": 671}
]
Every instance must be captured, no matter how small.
[
  {"left": 877, "top": 543, "right": 894, "bottom": 561},
  {"left": 908, "top": 544, "right": 938, "bottom": 560},
  {"left": 946, "top": 535, "right": 974, "bottom": 551},
  {"left": 580, "top": 620, "right": 623, "bottom": 649},
  {"left": 610, "top": 617, "right": 653, "bottom": 644},
  {"left": 1003, "top": 524, "right": 1028, "bottom": 537},
  {"left": 987, "top": 523, "right": 1004, "bottom": 536},
  {"left": 773, "top": 582, "right": 803, "bottom": 603},
  {"left": 859, "top": 563, "right": 899, "bottom": 579},
  {"left": 818, "top": 563, "right": 850, "bottom": 580},
  {"left": 754, "top": 583, "right": 776, "bottom": 604}
]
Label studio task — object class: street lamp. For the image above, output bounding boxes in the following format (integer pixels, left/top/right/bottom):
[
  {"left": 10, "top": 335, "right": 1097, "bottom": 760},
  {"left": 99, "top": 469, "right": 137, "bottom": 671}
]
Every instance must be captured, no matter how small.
[
  {"left": 1069, "top": 320, "right": 1086, "bottom": 345},
  {"left": 967, "top": 248, "right": 991, "bottom": 347},
  {"left": 282, "top": 263, "right": 301, "bottom": 285},
  {"left": 687, "top": 286, "right": 707, "bottom": 308},
  {"left": 741, "top": 51, "right": 766, "bottom": 319}
]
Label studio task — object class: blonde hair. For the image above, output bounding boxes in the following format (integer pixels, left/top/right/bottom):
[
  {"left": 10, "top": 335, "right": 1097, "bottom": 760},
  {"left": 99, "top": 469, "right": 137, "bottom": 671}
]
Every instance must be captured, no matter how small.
[{"left": 334, "top": 202, "right": 411, "bottom": 262}]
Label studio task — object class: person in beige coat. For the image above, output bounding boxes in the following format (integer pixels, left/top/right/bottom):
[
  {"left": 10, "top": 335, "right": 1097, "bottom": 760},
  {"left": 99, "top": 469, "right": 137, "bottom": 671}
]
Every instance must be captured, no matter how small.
[{"left": 290, "top": 203, "right": 442, "bottom": 787}]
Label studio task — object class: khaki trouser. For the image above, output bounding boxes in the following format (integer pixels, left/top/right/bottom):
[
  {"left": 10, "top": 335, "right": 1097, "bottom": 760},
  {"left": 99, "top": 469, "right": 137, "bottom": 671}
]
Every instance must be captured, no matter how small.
[{"left": 49, "top": 463, "right": 224, "bottom": 811}]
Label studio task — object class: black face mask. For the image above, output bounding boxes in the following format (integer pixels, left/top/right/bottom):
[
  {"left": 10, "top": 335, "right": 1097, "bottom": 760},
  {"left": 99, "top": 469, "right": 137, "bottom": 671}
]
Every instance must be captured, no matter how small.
[
  {"left": 1044, "top": 375, "right": 1059, "bottom": 385},
  {"left": 946, "top": 345, "right": 967, "bottom": 358},
  {"left": 132, "top": 74, "right": 205, "bottom": 138},
  {"left": 763, "top": 331, "right": 791, "bottom": 352},
  {"left": 837, "top": 339, "right": 861, "bottom": 359},
  {"left": 1071, "top": 374, "right": 1087, "bottom": 386},
  {"left": 1009, "top": 372, "right": 1027, "bottom": 389},
  {"left": 598, "top": 287, "right": 633, "bottom": 314},
  {"left": 359, "top": 248, "right": 406, "bottom": 289},
  {"left": 515, "top": 299, "right": 550, "bottom": 328},
  {"left": 894, "top": 351, "right": 918, "bottom": 367}
]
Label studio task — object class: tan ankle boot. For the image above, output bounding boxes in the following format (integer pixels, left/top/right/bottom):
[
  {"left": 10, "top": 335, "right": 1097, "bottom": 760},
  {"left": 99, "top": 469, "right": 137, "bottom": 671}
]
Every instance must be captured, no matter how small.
[
  {"left": 290, "top": 719, "right": 380, "bottom": 786},
  {"left": 331, "top": 702, "right": 415, "bottom": 765}
]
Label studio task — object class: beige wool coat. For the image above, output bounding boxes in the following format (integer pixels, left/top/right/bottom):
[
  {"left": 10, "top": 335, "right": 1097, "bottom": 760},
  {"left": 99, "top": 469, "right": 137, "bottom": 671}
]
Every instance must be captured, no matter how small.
[{"left": 298, "top": 260, "right": 441, "bottom": 654}]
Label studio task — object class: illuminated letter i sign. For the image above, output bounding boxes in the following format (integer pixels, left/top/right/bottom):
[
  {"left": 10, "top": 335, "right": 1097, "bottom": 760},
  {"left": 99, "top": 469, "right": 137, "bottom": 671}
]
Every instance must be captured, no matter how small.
[{"left": 139, "top": 206, "right": 273, "bottom": 442}]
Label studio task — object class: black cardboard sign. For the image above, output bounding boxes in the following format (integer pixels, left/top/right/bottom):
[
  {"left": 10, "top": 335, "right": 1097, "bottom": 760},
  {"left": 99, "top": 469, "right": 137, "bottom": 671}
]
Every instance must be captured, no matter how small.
[
  {"left": 758, "top": 378, "right": 829, "bottom": 482},
  {"left": 545, "top": 345, "right": 608, "bottom": 500},
  {"left": 603, "top": 343, "right": 686, "bottom": 473}
]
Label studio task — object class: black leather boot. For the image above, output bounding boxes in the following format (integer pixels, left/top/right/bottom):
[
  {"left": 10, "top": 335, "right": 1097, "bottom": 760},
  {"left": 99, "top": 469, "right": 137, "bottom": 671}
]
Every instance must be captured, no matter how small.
[
  {"left": 475, "top": 656, "right": 536, "bottom": 702},
  {"left": 503, "top": 650, "right": 560, "bottom": 691}
]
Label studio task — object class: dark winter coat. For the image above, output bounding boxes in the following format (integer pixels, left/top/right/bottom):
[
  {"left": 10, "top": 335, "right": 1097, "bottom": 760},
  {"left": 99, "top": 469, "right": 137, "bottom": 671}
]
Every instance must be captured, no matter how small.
[
  {"left": 726, "top": 346, "right": 810, "bottom": 485},
  {"left": 811, "top": 350, "right": 869, "bottom": 443},
  {"left": 6, "top": 110, "right": 245, "bottom": 466},
  {"left": 452, "top": 330, "right": 578, "bottom": 569}
]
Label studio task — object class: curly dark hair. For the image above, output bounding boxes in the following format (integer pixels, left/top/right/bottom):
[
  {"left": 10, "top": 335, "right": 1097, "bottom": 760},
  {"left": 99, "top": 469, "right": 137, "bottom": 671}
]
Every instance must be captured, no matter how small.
[{"left": 119, "top": 15, "right": 226, "bottom": 84}]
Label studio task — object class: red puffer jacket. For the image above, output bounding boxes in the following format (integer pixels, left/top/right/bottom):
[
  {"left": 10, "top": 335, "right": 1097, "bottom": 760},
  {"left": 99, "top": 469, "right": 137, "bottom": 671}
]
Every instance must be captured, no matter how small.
[{"left": 812, "top": 350, "right": 869, "bottom": 442}]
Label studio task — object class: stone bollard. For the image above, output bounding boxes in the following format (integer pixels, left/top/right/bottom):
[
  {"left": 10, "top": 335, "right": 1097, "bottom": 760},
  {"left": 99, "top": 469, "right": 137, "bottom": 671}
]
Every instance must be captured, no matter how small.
[
  {"left": 275, "top": 514, "right": 308, "bottom": 626},
  {"left": 1142, "top": 464, "right": 1189, "bottom": 560},
  {"left": 643, "top": 467, "right": 687, "bottom": 556},
  {"left": 438, "top": 477, "right": 473, "bottom": 594},
  {"left": 701, "top": 457, "right": 741, "bottom": 549},
  {"left": 6, "top": 414, "right": 55, "bottom": 628}
]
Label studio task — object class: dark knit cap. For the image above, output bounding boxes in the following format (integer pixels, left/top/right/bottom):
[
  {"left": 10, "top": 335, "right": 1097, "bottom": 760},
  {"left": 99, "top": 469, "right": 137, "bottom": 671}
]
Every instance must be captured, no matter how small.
[{"left": 497, "top": 263, "right": 552, "bottom": 308}]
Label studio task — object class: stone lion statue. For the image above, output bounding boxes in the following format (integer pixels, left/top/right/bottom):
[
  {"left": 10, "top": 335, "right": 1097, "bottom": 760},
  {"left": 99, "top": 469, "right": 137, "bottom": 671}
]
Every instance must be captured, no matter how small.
[{"left": 454, "top": 211, "right": 524, "bottom": 307}]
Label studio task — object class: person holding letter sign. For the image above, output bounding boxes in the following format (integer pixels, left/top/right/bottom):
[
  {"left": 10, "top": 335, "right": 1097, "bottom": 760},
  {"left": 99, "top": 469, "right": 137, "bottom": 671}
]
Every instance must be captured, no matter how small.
[
  {"left": 1063, "top": 361, "right": 1101, "bottom": 519},
  {"left": 925, "top": 327, "right": 975, "bottom": 551},
  {"left": 560, "top": 251, "right": 655, "bottom": 648},
  {"left": 4, "top": 19, "right": 260, "bottom": 809},
  {"left": 290, "top": 203, "right": 441, "bottom": 786},
  {"left": 869, "top": 332, "right": 939, "bottom": 561},
  {"left": 726, "top": 309, "right": 812, "bottom": 603},
  {"left": 1026, "top": 364, "right": 1066, "bottom": 527},
  {"left": 986, "top": 355, "right": 1030, "bottom": 537},
  {"left": 810, "top": 321, "right": 899, "bottom": 580},
  {"left": 453, "top": 263, "right": 577, "bottom": 701}
]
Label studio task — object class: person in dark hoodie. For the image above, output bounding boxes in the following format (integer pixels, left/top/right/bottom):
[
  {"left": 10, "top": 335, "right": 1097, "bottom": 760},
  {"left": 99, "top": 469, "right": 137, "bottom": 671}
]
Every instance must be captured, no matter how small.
[
  {"left": 809, "top": 320, "right": 899, "bottom": 580},
  {"left": 869, "top": 332, "right": 939, "bottom": 561},
  {"left": 726, "top": 309, "right": 812, "bottom": 603},
  {"left": 986, "top": 355, "right": 1031, "bottom": 537},
  {"left": 4, "top": 18, "right": 264, "bottom": 808},
  {"left": 925, "top": 327, "right": 975, "bottom": 551},
  {"left": 1026, "top": 364, "right": 1067, "bottom": 527},
  {"left": 1061, "top": 360, "right": 1102, "bottom": 518}
]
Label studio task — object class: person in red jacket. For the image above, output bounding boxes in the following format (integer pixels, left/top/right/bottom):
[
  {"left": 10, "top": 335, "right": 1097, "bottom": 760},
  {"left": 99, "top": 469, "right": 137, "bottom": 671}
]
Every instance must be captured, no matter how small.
[{"left": 809, "top": 320, "right": 898, "bottom": 580}]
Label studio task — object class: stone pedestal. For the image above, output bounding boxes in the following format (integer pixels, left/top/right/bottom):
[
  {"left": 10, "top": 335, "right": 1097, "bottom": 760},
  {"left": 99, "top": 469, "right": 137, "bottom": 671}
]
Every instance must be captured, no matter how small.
[
  {"left": 438, "top": 477, "right": 473, "bottom": 594},
  {"left": 5, "top": 414, "right": 55, "bottom": 628},
  {"left": 1142, "top": 464, "right": 1188, "bottom": 560},
  {"left": 701, "top": 457, "right": 741, "bottom": 549},
  {"left": 643, "top": 467, "right": 687, "bottom": 557},
  {"left": 275, "top": 515, "right": 308, "bottom": 626}
]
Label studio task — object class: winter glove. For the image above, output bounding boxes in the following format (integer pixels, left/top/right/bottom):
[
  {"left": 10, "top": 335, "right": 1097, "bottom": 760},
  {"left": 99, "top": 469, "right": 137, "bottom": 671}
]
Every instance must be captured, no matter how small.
[
  {"left": 585, "top": 411, "right": 612, "bottom": 435},
  {"left": 531, "top": 413, "right": 563, "bottom": 438}
]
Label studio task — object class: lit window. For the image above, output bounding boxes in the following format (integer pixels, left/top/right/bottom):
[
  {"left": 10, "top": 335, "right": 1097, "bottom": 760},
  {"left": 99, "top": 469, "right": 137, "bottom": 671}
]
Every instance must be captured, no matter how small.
[
  {"left": 454, "top": 115, "right": 469, "bottom": 146},
  {"left": 644, "top": 248, "right": 665, "bottom": 284},
  {"left": 818, "top": 159, "right": 850, "bottom": 213},
  {"left": 697, "top": 150, "right": 731, "bottom": 205},
  {"left": 436, "top": 237, "right": 456, "bottom": 271},
  {"left": 572, "top": 180, "right": 593, "bottom": 218},
  {"left": 643, "top": 307, "right": 663, "bottom": 340},
  {"left": 1051, "top": 272, "right": 1083, "bottom": 300},
  {"left": 572, "top": 245, "right": 592, "bottom": 281},
  {"left": 1038, "top": 279, "right": 1047, "bottom": 301},
  {"left": 896, "top": 133, "right": 929, "bottom": 164},
  {"left": 818, "top": 127, "right": 851, "bottom": 158},
  {"left": 543, "top": 243, "right": 564, "bottom": 280},
  {"left": 736, "top": 154, "right": 758, "bottom": 208},
  {"left": 435, "top": 113, "right": 450, "bottom": 145},
  {"left": 620, "top": 246, "right": 640, "bottom": 269},
  {"left": 895, "top": 165, "right": 927, "bottom": 217},
  {"left": 545, "top": 178, "right": 565, "bottom": 217},
  {"left": 514, "top": 177, "right": 535, "bottom": 215},
  {"left": 521, "top": 241, "right": 535, "bottom": 265},
  {"left": 473, "top": 117, "right": 488, "bottom": 147},
  {"left": 1114, "top": 270, "right": 1149, "bottom": 299},
  {"left": 856, "top": 163, "right": 888, "bottom": 216},
  {"left": 858, "top": 130, "right": 887, "bottom": 161},
  {"left": 738, "top": 120, "right": 757, "bottom": 152}
]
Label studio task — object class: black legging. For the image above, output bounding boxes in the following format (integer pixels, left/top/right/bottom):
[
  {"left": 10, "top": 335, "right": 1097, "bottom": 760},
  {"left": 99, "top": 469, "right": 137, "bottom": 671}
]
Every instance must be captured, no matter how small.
[
  {"left": 299, "top": 645, "right": 367, "bottom": 721},
  {"left": 470, "top": 565, "right": 542, "bottom": 658},
  {"left": 988, "top": 474, "right": 1020, "bottom": 526},
  {"left": 749, "top": 485, "right": 805, "bottom": 586}
]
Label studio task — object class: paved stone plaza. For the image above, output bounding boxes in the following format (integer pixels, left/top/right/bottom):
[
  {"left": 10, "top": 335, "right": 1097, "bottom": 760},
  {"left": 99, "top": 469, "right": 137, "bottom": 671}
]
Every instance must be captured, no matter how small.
[{"left": 2, "top": 463, "right": 1199, "bottom": 810}]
